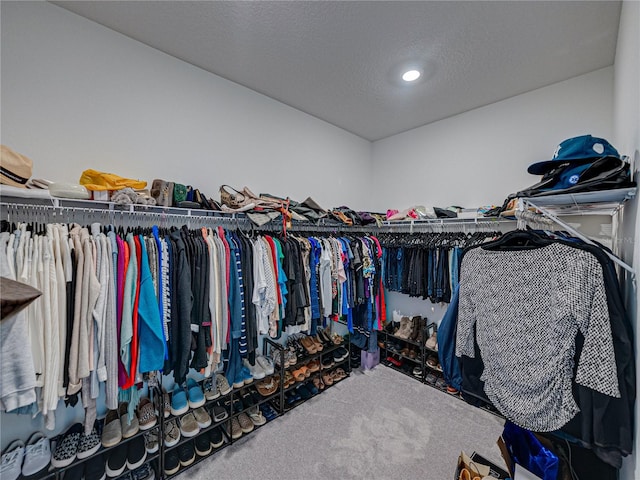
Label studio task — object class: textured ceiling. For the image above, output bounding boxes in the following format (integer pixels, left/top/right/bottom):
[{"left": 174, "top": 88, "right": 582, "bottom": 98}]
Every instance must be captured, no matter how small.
[{"left": 53, "top": 1, "right": 621, "bottom": 141}]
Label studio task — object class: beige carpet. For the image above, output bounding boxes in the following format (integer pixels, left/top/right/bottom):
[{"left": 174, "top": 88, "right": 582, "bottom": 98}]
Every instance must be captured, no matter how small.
[{"left": 177, "top": 365, "right": 506, "bottom": 480}]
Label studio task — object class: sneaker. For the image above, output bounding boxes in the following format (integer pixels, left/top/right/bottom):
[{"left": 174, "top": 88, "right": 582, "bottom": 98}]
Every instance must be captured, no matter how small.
[
  {"left": 256, "top": 355, "right": 275, "bottom": 376},
  {"left": 164, "top": 449, "right": 180, "bottom": 476},
  {"left": 209, "top": 428, "right": 224, "bottom": 449},
  {"left": 51, "top": 423, "right": 82, "bottom": 468},
  {"left": 230, "top": 417, "right": 243, "bottom": 440},
  {"left": 243, "top": 359, "right": 266, "bottom": 380},
  {"left": 179, "top": 412, "right": 200, "bottom": 438},
  {"left": 259, "top": 404, "right": 277, "bottom": 421},
  {"left": 0, "top": 440, "right": 24, "bottom": 480},
  {"left": 119, "top": 403, "right": 140, "bottom": 439},
  {"left": 321, "top": 357, "right": 334, "bottom": 370},
  {"left": 85, "top": 452, "right": 106, "bottom": 480},
  {"left": 237, "top": 413, "right": 254, "bottom": 434},
  {"left": 212, "top": 404, "right": 228, "bottom": 423},
  {"left": 194, "top": 434, "right": 212, "bottom": 457},
  {"left": 106, "top": 443, "right": 127, "bottom": 478},
  {"left": 412, "top": 366, "right": 423, "bottom": 378},
  {"left": 137, "top": 398, "right": 157, "bottom": 431},
  {"left": 170, "top": 384, "right": 189, "bottom": 416},
  {"left": 101, "top": 409, "right": 122, "bottom": 447},
  {"left": 77, "top": 424, "right": 101, "bottom": 459},
  {"left": 192, "top": 407, "right": 212, "bottom": 429},
  {"left": 21, "top": 432, "right": 50, "bottom": 477},
  {"left": 164, "top": 419, "right": 181, "bottom": 447},
  {"left": 247, "top": 407, "right": 267, "bottom": 427},
  {"left": 125, "top": 436, "right": 147, "bottom": 471},
  {"left": 186, "top": 378, "right": 205, "bottom": 409},
  {"left": 203, "top": 377, "right": 219, "bottom": 401},
  {"left": 177, "top": 441, "right": 195, "bottom": 467},
  {"left": 143, "top": 429, "right": 159, "bottom": 454},
  {"left": 130, "top": 463, "right": 154, "bottom": 480},
  {"left": 239, "top": 366, "right": 253, "bottom": 385},
  {"left": 216, "top": 374, "right": 232, "bottom": 396}
]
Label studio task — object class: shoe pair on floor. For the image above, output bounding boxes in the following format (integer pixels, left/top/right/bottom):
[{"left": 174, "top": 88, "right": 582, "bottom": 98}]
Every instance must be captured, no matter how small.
[{"left": 1, "top": 432, "right": 51, "bottom": 479}]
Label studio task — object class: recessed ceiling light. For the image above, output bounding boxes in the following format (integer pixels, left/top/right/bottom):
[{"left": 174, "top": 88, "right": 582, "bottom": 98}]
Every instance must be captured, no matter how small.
[{"left": 402, "top": 69, "right": 421, "bottom": 82}]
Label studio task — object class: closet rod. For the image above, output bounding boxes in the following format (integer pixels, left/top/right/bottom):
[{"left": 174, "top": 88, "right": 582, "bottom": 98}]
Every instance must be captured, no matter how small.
[{"left": 524, "top": 199, "right": 635, "bottom": 275}]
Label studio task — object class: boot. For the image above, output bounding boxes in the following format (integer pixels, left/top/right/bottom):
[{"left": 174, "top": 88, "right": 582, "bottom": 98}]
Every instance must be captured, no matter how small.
[
  {"left": 395, "top": 316, "right": 412, "bottom": 339},
  {"left": 413, "top": 315, "right": 426, "bottom": 343},
  {"left": 409, "top": 315, "right": 422, "bottom": 341}
]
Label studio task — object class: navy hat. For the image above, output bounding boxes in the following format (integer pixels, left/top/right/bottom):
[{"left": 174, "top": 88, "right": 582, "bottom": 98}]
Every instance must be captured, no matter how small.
[{"left": 528, "top": 135, "right": 620, "bottom": 175}]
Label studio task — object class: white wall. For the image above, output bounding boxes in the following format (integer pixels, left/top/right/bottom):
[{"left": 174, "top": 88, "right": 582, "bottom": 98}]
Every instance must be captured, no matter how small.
[
  {"left": 0, "top": 1, "right": 372, "bottom": 211},
  {"left": 614, "top": 2, "right": 640, "bottom": 479},
  {"left": 371, "top": 67, "right": 614, "bottom": 212}
]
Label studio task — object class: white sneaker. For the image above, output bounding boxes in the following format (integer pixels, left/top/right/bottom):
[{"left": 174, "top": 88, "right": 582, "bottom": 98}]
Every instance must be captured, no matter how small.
[
  {"left": 1, "top": 440, "right": 25, "bottom": 480},
  {"left": 243, "top": 359, "right": 266, "bottom": 380},
  {"left": 22, "top": 432, "right": 51, "bottom": 477},
  {"left": 256, "top": 355, "right": 275, "bottom": 376}
]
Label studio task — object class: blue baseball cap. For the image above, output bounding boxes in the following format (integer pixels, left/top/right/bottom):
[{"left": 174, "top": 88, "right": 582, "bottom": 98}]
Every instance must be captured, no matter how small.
[{"left": 528, "top": 135, "right": 620, "bottom": 175}]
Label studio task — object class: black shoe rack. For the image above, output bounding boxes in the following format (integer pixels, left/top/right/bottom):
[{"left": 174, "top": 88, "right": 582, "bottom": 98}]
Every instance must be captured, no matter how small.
[{"left": 33, "top": 333, "right": 351, "bottom": 480}]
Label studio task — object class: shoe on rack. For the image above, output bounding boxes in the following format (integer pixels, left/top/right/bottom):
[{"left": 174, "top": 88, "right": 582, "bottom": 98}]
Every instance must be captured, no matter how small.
[
  {"left": 125, "top": 436, "right": 147, "bottom": 471},
  {"left": 203, "top": 376, "right": 219, "bottom": 401},
  {"left": 186, "top": 378, "right": 205, "bottom": 409},
  {"left": 209, "top": 428, "right": 224, "bottom": 449},
  {"left": 119, "top": 402, "right": 140, "bottom": 439},
  {"left": 137, "top": 398, "right": 157, "bottom": 431},
  {"left": 296, "top": 385, "right": 312, "bottom": 400},
  {"left": 394, "top": 316, "right": 412, "bottom": 339},
  {"left": 143, "top": 429, "right": 159, "bottom": 454},
  {"left": 194, "top": 433, "right": 212, "bottom": 457},
  {"left": 237, "top": 413, "right": 254, "bottom": 434},
  {"left": 1, "top": 440, "right": 24, "bottom": 480},
  {"left": 170, "top": 384, "right": 189, "bottom": 417},
  {"left": 216, "top": 373, "right": 232, "bottom": 396},
  {"left": 193, "top": 407, "right": 212, "bottom": 429},
  {"left": 130, "top": 462, "right": 154, "bottom": 480},
  {"left": 161, "top": 388, "right": 171, "bottom": 418},
  {"left": 243, "top": 359, "right": 266, "bottom": 380},
  {"left": 179, "top": 412, "right": 200, "bottom": 438},
  {"left": 409, "top": 315, "right": 422, "bottom": 341},
  {"left": 212, "top": 404, "right": 229, "bottom": 423},
  {"left": 412, "top": 366, "right": 423, "bottom": 378},
  {"left": 240, "top": 366, "right": 254, "bottom": 385},
  {"left": 164, "top": 419, "right": 181, "bottom": 448},
  {"left": 51, "top": 423, "right": 82, "bottom": 468},
  {"left": 321, "top": 357, "right": 334, "bottom": 370},
  {"left": 177, "top": 441, "right": 195, "bottom": 467},
  {"left": 425, "top": 373, "right": 437, "bottom": 385},
  {"left": 102, "top": 408, "right": 123, "bottom": 447},
  {"left": 164, "top": 449, "right": 180, "bottom": 476},
  {"left": 247, "top": 406, "right": 267, "bottom": 426},
  {"left": 447, "top": 386, "right": 460, "bottom": 395},
  {"left": 85, "top": 452, "right": 106, "bottom": 480},
  {"left": 21, "top": 432, "right": 50, "bottom": 477},
  {"left": 306, "top": 381, "right": 319, "bottom": 396},
  {"left": 256, "top": 355, "right": 275, "bottom": 376},
  {"left": 259, "top": 404, "right": 277, "bottom": 421},
  {"left": 426, "top": 331, "right": 438, "bottom": 351},
  {"left": 230, "top": 417, "right": 243, "bottom": 440},
  {"left": 105, "top": 443, "right": 128, "bottom": 478},
  {"left": 77, "top": 423, "right": 101, "bottom": 460}
]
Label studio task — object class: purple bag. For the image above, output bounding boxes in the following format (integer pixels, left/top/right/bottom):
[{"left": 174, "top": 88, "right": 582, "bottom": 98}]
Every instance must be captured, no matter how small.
[{"left": 361, "top": 350, "right": 380, "bottom": 370}]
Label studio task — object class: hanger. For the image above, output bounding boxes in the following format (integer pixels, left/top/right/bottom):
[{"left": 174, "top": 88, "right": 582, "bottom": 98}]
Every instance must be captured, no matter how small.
[{"left": 481, "top": 229, "right": 550, "bottom": 250}]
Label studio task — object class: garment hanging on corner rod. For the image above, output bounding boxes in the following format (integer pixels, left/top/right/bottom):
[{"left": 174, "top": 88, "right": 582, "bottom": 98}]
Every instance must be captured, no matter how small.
[
  {"left": 445, "top": 228, "right": 634, "bottom": 470},
  {"left": 378, "top": 231, "right": 501, "bottom": 303}
]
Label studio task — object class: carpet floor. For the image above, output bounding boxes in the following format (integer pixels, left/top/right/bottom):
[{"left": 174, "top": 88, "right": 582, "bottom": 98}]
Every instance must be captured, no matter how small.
[{"left": 177, "top": 365, "right": 505, "bottom": 480}]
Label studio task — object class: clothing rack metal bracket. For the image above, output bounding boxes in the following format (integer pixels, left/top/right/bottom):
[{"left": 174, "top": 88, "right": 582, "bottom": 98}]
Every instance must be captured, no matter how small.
[{"left": 521, "top": 198, "right": 635, "bottom": 275}]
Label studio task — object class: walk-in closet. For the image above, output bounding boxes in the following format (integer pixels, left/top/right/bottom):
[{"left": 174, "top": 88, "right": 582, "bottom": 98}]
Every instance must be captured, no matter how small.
[{"left": 1, "top": 2, "right": 638, "bottom": 480}]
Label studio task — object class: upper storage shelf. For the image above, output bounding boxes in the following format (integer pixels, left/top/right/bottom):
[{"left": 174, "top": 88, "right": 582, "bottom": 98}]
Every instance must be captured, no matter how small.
[{"left": 520, "top": 187, "right": 636, "bottom": 216}]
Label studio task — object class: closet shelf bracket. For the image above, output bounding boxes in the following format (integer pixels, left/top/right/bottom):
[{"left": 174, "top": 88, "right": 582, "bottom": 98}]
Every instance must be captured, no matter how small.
[{"left": 521, "top": 197, "right": 635, "bottom": 275}]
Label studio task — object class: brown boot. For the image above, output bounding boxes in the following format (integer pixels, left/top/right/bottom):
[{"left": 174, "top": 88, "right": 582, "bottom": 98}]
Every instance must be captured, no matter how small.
[{"left": 409, "top": 315, "right": 422, "bottom": 341}]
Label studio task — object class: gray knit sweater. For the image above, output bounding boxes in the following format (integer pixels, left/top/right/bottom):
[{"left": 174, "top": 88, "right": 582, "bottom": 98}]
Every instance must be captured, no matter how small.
[{"left": 456, "top": 242, "right": 619, "bottom": 432}]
